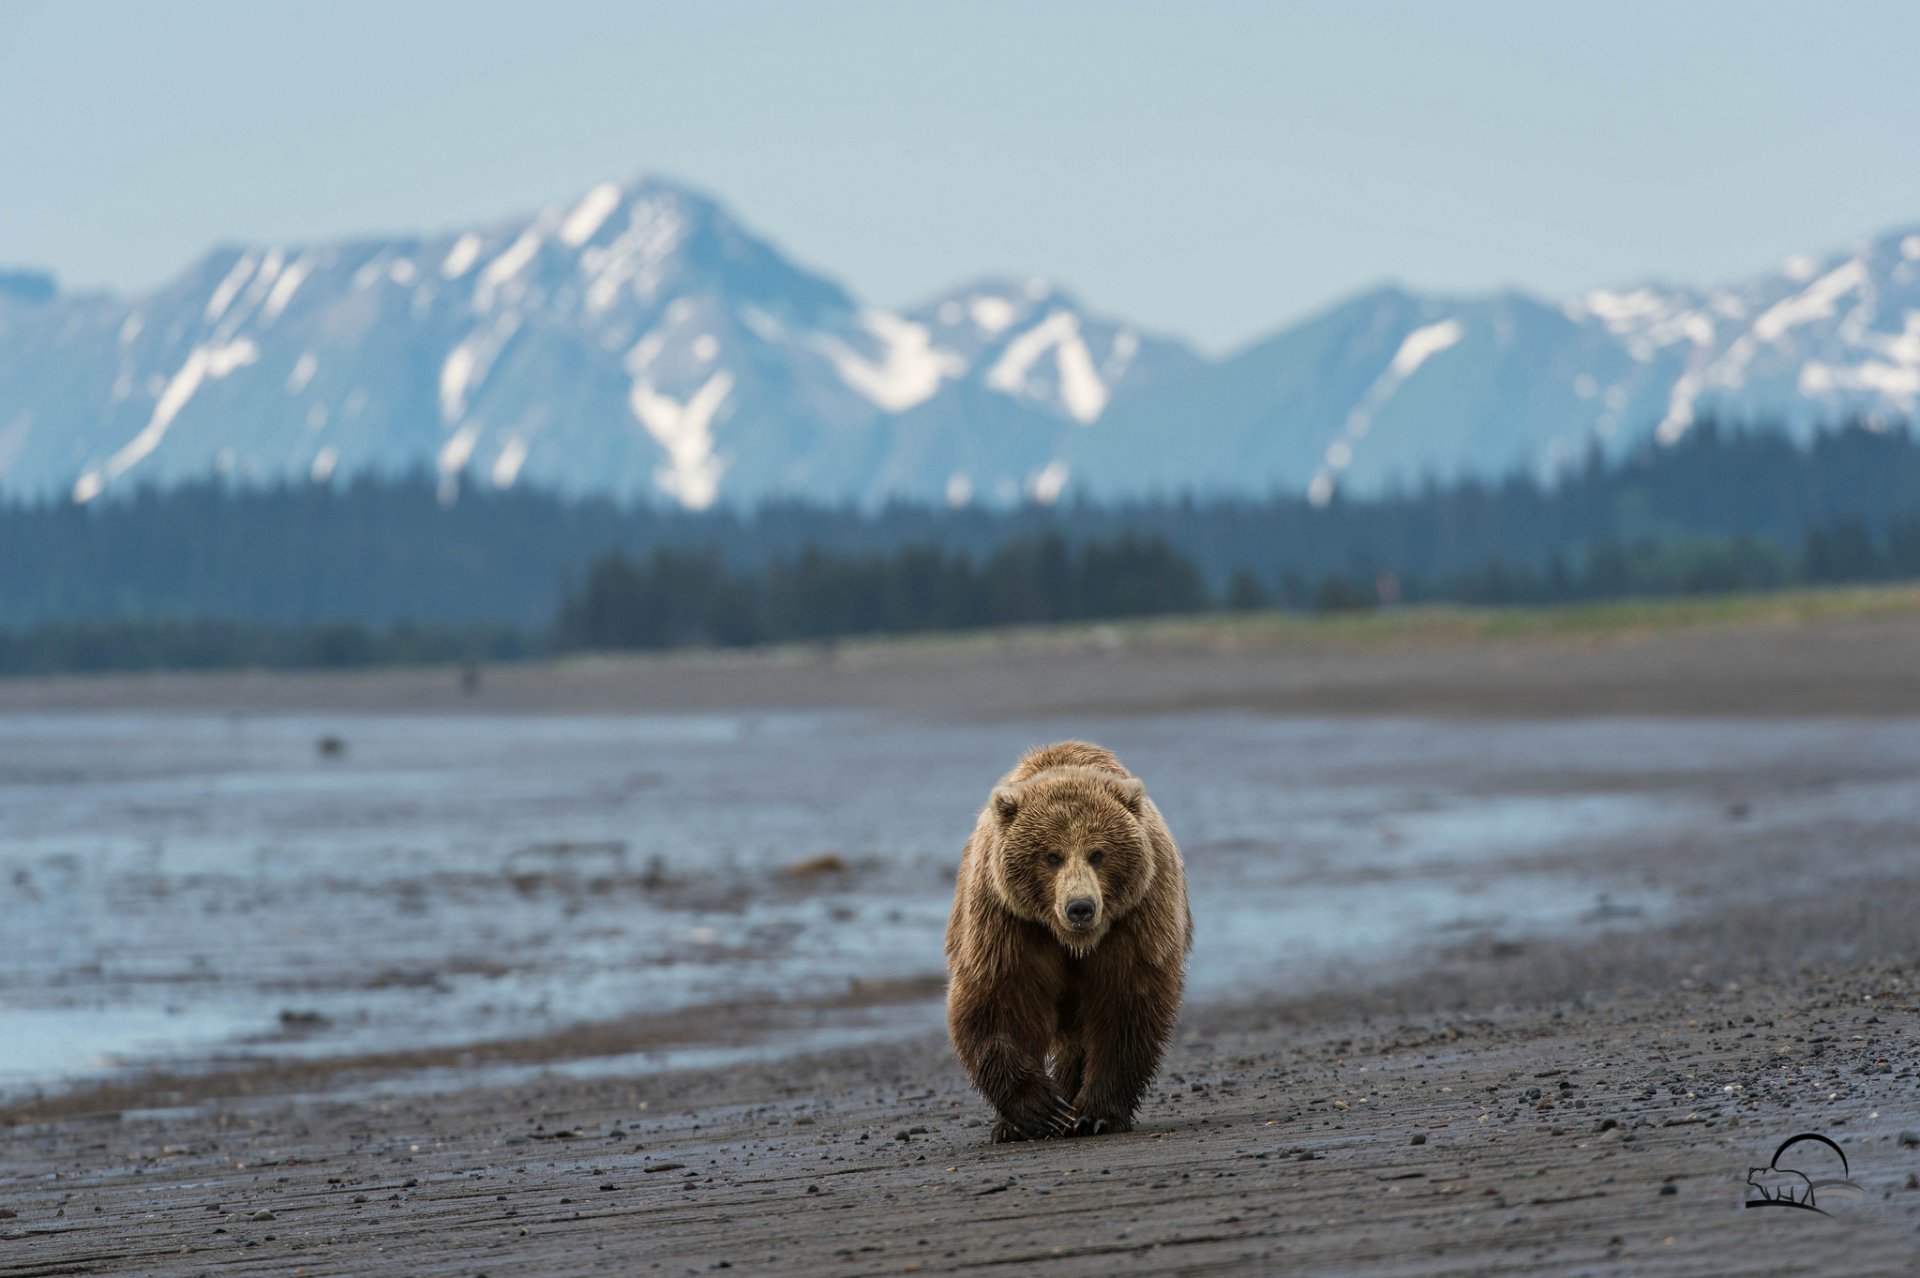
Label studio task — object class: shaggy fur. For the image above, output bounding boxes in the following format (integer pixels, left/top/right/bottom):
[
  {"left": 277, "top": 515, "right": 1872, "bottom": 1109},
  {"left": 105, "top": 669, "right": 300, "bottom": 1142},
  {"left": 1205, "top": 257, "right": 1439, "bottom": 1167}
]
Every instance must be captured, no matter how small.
[{"left": 945, "top": 741, "right": 1193, "bottom": 1142}]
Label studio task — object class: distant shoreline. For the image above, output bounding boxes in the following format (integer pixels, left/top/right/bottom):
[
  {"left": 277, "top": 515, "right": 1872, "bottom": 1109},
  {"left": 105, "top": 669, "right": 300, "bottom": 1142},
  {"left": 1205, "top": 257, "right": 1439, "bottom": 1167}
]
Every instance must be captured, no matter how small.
[{"left": 7, "top": 585, "right": 1920, "bottom": 719}]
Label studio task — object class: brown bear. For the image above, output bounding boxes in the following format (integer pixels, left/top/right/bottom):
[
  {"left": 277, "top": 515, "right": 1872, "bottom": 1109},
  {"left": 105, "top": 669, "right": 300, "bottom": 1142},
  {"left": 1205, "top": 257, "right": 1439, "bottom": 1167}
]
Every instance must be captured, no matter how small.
[{"left": 945, "top": 741, "right": 1192, "bottom": 1142}]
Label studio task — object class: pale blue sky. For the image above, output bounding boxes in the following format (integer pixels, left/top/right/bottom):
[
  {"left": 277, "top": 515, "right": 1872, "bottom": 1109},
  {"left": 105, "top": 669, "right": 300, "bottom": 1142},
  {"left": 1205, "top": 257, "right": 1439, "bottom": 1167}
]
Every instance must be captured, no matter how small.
[{"left": 4, "top": 0, "right": 1918, "bottom": 352}]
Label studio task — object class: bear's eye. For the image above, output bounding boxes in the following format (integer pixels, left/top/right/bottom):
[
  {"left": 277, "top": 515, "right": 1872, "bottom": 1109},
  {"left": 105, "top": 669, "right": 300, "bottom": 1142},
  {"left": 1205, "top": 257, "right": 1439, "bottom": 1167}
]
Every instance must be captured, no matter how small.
[
  {"left": 1045, "top": 852, "right": 1063, "bottom": 869},
  {"left": 1088, "top": 850, "right": 1105, "bottom": 867}
]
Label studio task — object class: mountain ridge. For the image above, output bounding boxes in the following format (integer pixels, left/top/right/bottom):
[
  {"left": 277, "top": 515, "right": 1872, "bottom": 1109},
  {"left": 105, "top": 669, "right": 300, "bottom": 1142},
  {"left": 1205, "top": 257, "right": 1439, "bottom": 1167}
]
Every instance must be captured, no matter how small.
[{"left": 2, "top": 175, "right": 1916, "bottom": 509}]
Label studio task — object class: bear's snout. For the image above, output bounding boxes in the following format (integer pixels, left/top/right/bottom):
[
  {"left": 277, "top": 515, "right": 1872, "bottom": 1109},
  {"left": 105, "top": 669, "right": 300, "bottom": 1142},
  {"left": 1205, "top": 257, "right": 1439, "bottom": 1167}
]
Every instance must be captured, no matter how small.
[{"left": 1065, "top": 897, "right": 1097, "bottom": 927}]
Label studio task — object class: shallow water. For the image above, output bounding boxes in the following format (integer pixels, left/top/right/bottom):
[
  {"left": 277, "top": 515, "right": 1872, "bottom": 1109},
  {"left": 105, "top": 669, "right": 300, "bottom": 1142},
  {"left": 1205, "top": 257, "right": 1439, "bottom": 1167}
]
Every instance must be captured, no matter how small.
[{"left": 4, "top": 710, "right": 1916, "bottom": 1096}]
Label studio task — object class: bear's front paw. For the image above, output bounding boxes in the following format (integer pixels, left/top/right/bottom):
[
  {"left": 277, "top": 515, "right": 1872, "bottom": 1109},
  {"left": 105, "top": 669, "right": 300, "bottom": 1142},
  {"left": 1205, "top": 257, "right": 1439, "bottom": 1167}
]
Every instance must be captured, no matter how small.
[{"left": 992, "top": 1096, "right": 1078, "bottom": 1142}]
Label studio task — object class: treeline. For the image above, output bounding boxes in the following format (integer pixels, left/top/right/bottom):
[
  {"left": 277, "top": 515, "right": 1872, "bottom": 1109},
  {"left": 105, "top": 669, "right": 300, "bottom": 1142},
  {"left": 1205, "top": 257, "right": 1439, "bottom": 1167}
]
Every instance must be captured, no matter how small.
[
  {"left": 6, "top": 511, "right": 1920, "bottom": 673},
  {"left": 0, "top": 620, "right": 530, "bottom": 678},
  {"left": 554, "top": 533, "right": 1206, "bottom": 650},
  {"left": 556, "top": 514, "right": 1920, "bottom": 653},
  {"left": 6, "top": 420, "right": 1920, "bottom": 629},
  {"left": 1432, "top": 520, "right": 1920, "bottom": 607}
]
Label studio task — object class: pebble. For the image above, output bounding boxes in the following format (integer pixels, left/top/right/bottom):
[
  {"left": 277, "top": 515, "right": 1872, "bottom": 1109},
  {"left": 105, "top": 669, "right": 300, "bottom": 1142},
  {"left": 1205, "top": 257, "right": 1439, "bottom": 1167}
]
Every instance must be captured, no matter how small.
[
  {"left": 1898, "top": 1131, "right": 1919, "bottom": 1148},
  {"left": 248, "top": 1209, "right": 276, "bottom": 1221},
  {"left": 1409, "top": 1133, "right": 1427, "bottom": 1146}
]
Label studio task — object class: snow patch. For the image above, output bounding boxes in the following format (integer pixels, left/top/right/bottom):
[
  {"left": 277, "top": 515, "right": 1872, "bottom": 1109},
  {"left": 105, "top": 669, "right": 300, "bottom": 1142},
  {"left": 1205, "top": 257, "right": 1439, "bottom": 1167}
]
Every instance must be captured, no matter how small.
[
  {"left": 287, "top": 352, "right": 318, "bottom": 394},
  {"left": 1388, "top": 319, "right": 1465, "bottom": 378},
  {"left": 442, "top": 233, "right": 483, "bottom": 279},
  {"left": 561, "top": 182, "right": 623, "bottom": 248},
  {"left": 945, "top": 472, "right": 973, "bottom": 507},
  {"left": 630, "top": 370, "right": 734, "bottom": 510},
  {"left": 1903, "top": 235, "right": 1920, "bottom": 261},
  {"left": 821, "top": 312, "right": 965, "bottom": 412},
  {"left": 1581, "top": 288, "right": 1669, "bottom": 332},
  {"left": 1309, "top": 318, "right": 1468, "bottom": 490},
  {"left": 986, "top": 310, "right": 1109, "bottom": 422},
  {"left": 491, "top": 437, "right": 529, "bottom": 488},
  {"left": 438, "top": 316, "right": 521, "bottom": 424},
  {"left": 626, "top": 331, "right": 666, "bottom": 374},
  {"left": 440, "top": 343, "right": 478, "bottom": 423},
  {"left": 1753, "top": 260, "right": 1866, "bottom": 343},
  {"left": 204, "top": 254, "right": 256, "bottom": 323},
  {"left": 237, "top": 249, "right": 285, "bottom": 321},
  {"left": 1027, "top": 460, "right": 1069, "bottom": 505},
  {"left": 77, "top": 338, "right": 260, "bottom": 498},
  {"left": 968, "top": 296, "right": 1017, "bottom": 334},
  {"left": 1055, "top": 331, "right": 1107, "bottom": 423},
  {"left": 476, "top": 229, "right": 543, "bottom": 308},
  {"left": 1654, "top": 370, "right": 1704, "bottom": 445},
  {"left": 691, "top": 334, "right": 719, "bottom": 363},
  {"left": 1800, "top": 360, "right": 1920, "bottom": 403},
  {"left": 261, "top": 254, "right": 312, "bottom": 321},
  {"left": 580, "top": 196, "right": 686, "bottom": 312},
  {"left": 438, "top": 423, "right": 480, "bottom": 475},
  {"left": 119, "top": 313, "right": 143, "bottom": 346},
  {"left": 310, "top": 445, "right": 339, "bottom": 483}
]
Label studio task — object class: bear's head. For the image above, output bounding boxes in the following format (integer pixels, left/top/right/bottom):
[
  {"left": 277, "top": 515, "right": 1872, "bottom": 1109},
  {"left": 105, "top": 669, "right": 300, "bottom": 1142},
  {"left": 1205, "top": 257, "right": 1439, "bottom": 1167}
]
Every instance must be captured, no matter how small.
[{"left": 987, "top": 768, "right": 1155, "bottom": 955}]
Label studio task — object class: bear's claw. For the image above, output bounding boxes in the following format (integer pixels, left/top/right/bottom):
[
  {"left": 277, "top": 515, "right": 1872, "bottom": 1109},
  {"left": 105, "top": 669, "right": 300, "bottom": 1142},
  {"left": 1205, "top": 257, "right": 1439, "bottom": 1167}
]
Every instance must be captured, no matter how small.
[{"left": 992, "top": 1097, "right": 1081, "bottom": 1143}]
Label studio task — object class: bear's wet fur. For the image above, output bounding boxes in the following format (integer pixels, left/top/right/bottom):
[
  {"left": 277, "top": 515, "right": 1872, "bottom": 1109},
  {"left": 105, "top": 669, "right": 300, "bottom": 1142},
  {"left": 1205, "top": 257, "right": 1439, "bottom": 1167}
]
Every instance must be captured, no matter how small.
[{"left": 945, "top": 741, "right": 1193, "bottom": 1142}]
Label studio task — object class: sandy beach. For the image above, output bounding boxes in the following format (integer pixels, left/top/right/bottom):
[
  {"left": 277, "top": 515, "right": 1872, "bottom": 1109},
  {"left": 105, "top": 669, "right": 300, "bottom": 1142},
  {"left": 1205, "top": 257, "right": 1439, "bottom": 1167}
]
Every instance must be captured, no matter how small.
[{"left": 4, "top": 604, "right": 1920, "bottom": 1275}]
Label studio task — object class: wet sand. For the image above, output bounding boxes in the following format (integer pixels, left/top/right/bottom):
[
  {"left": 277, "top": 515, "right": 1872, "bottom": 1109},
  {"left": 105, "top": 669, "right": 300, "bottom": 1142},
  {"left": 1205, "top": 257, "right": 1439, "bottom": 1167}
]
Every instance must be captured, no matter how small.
[
  {"left": 3, "top": 918, "right": 1916, "bottom": 1276},
  {"left": 6, "top": 611, "right": 1920, "bottom": 1275}
]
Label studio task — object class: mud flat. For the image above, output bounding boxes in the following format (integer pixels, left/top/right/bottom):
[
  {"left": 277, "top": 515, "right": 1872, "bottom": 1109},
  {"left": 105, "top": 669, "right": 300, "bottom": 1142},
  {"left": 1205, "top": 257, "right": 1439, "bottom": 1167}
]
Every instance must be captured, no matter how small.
[
  {"left": 4, "top": 810, "right": 1918, "bottom": 1278},
  {"left": 4, "top": 904, "right": 1918, "bottom": 1277},
  {"left": 5, "top": 602, "right": 1920, "bottom": 1274}
]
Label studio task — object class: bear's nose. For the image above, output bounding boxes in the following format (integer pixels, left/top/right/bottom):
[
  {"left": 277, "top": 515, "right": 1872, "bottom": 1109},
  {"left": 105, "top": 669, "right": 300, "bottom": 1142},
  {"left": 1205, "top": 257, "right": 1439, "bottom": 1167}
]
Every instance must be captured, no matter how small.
[{"left": 1065, "top": 897, "right": 1097, "bottom": 927}]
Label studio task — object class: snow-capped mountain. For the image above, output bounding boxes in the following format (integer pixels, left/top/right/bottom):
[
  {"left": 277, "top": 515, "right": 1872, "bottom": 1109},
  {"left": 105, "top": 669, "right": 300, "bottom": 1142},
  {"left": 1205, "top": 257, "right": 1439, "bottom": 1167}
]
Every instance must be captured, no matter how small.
[
  {"left": 1073, "top": 227, "right": 1920, "bottom": 502},
  {"left": 0, "top": 178, "right": 1193, "bottom": 511},
  {"left": 1, "top": 175, "right": 1916, "bottom": 510}
]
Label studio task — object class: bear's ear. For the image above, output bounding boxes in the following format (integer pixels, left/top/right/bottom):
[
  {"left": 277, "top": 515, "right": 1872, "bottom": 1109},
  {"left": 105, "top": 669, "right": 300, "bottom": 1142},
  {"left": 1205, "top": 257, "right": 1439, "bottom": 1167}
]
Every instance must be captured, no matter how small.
[
  {"left": 1109, "top": 777, "right": 1146, "bottom": 815},
  {"left": 990, "top": 786, "right": 1022, "bottom": 825}
]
